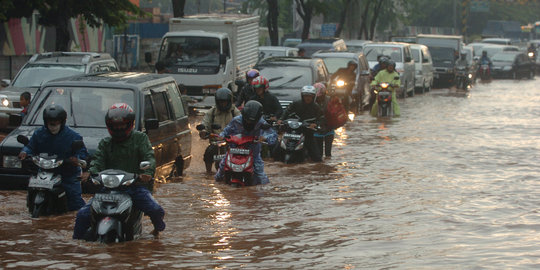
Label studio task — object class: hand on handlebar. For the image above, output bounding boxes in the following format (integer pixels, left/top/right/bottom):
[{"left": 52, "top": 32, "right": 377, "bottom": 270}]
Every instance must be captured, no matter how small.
[
  {"left": 18, "top": 151, "right": 27, "bottom": 160},
  {"left": 309, "top": 123, "right": 318, "bottom": 130},
  {"left": 81, "top": 172, "right": 90, "bottom": 182}
]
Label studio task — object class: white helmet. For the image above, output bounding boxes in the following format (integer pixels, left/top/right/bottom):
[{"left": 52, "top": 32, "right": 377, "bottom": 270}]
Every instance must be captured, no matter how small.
[{"left": 301, "top": 85, "right": 316, "bottom": 96}]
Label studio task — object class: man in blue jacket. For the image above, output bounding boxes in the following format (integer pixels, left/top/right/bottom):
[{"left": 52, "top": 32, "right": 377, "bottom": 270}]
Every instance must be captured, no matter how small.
[{"left": 18, "top": 104, "right": 88, "bottom": 211}]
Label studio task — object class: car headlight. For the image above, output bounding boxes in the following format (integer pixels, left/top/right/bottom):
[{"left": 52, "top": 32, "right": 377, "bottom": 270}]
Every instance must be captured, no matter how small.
[
  {"left": 3, "top": 156, "right": 21, "bottom": 168},
  {"left": 1, "top": 98, "right": 9, "bottom": 107}
]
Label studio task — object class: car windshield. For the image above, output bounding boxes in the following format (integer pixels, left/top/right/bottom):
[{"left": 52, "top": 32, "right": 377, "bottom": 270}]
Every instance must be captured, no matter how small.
[
  {"left": 259, "top": 66, "right": 313, "bottom": 89},
  {"left": 320, "top": 57, "right": 354, "bottom": 74},
  {"left": 27, "top": 87, "right": 135, "bottom": 127},
  {"left": 12, "top": 64, "right": 85, "bottom": 88},
  {"left": 364, "top": 46, "right": 402, "bottom": 62},
  {"left": 492, "top": 53, "right": 516, "bottom": 62}
]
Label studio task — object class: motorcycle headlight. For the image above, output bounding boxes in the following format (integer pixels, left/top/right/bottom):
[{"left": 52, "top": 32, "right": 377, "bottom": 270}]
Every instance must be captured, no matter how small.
[
  {"left": 336, "top": 80, "right": 345, "bottom": 87},
  {"left": 528, "top": 52, "right": 534, "bottom": 57},
  {"left": 468, "top": 74, "right": 473, "bottom": 79},
  {"left": 34, "top": 157, "right": 63, "bottom": 169},
  {"left": 3, "top": 155, "right": 21, "bottom": 168},
  {"left": 380, "top": 82, "right": 389, "bottom": 89},
  {"left": 1, "top": 98, "right": 9, "bottom": 107},
  {"left": 101, "top": 174, "right": 124, "bottom": 188}
]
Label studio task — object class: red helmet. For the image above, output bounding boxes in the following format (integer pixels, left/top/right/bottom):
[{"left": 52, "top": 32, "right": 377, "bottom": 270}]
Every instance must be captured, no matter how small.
[
  {"left": 251, "top": 76, "right": 269, "bottom": 92},
  {"left": 105, "top": 103, "right": 135, "bottom": 141}
]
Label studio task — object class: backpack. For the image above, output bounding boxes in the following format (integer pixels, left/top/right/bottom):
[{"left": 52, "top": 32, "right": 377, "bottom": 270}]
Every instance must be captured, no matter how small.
[{"left": 325, "top": 97, "right": 348, "bottom": 129}]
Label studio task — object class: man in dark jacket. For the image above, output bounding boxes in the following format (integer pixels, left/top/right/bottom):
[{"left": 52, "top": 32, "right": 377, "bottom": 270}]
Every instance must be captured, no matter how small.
[
  {"left": 19, "top": 104, "right": 88, "bottom": 211},
  {"left": 235, "top": 69, "right": 259, "bottom": 108},
  {"left": 248, "top": 76, "right": 282, "bottom": 121},
  {"left": 277, "top": 85, "right": 323, "bottom": 162},
  {"left": 73, "top": 103, "right": 165, "bottom": 239}
]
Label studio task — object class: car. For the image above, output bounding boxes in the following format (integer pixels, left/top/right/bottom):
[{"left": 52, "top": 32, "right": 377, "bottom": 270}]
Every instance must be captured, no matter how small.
[
  {"left": 254, "top": 57, "right": 330, "bottom": 109},
  {"left": 410, "top": 44, "right": 434, "bottom": 94},
  {"left": 467, "top": 42, "right": 488, "bottom": 57},
  {"left": 296, "top": 38, "right": 347, "bottom": 57},
  {"left": 311, "top": 51, "right": 371, "bottom": 111},
  {"left": 345, "top": 40, "right": 372, "bottom": 53},
  {"left": 0, "top": 52, "right": 118, "bottom": 131},
  {"left": 363, "top": 42, "right": 416, "bottom": 98},
  {"left": 282, "top": 38, "right": 302, "bottom": 47},
  {"left": 0, "top": 72, "right": 191, "bottom": 190},
  {"left": 481, "top": 38, "right": 513, "bottom": 45},
  {"left": 258, "top": 46, "right": 299, "bottom": 61},
  {"left": 490, "top": 51, "right": 535, "bottom": 79},
  {"left": 481, "top": 44, "right": 520, "bottom": 58}
]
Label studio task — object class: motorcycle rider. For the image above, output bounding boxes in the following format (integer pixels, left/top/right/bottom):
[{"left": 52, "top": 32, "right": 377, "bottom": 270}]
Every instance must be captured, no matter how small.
[
  {"left": 313, "top": 83, "right": 335, "bottom": 158},
  {"left": 235, "top": 69, "right": 260, "bottom": 108},
  {"left": 18, "top": 104, "right": 88, "bottom": 211},
  {"left": 200, "top": 87, "right": 241, "bottom": 173},
  {"left": 277, "top": 85, "right": 323, "bottom": 162},
  {"left": 371, "top": 55, "right": 389, "bottom": 78},
  {"left": 214, "top": 100, "right": 277, "bottom": 185},
  {"left": 248, "top": 76, "right": 282, "bottom": 122},
  {"left": 456, "top": 52, "right": 470, "bottom": 88},
  {"left": 370, "top": 59, "right": 401, "bottom": 117},
  {"left": 73, "top": 103, "right": 165, "bottom": 239}
]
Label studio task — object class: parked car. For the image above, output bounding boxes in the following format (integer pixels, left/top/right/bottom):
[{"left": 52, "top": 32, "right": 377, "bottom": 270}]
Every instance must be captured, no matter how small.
[
  {"left": 0, "top": 52, "right": 118, "bottom": 131},
  {"left": 410, "top": 44, "right": 434, "bottom": 94},
  {"left": 296, "top": 38, "right": 347, "bottom": 57},
  {"left": 254, "top": 57, "right": 330, "bottom": 109},
  {"left": 345, "top": 40, "right": 372, "bottom": 53},
  {"left": 311, "top": 51, "right": 371, "bottom": 111},
  {"left": 490, "top": 51, "right": 535, "bottom": 79},
  {"left": 0, "top": 72, "right": 191, "bottom": 189},
  {"left": 363, "top": 42, "right": 415, "bottom": 97},
  {"left": 258, "top": 46, "right": 299, "bottom": 61}
]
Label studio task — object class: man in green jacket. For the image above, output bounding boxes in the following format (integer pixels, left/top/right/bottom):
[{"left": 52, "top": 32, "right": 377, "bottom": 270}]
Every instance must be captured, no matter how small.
[
  {"left": 73, "top": 103, "right": 165, "bottom": 239},
  {"left": 370, "top": 59, "right": 401, "bottom": 116}
]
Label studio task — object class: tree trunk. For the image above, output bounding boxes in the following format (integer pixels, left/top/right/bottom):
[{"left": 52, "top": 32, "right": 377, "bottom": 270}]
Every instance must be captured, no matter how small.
[
  {"left": 368, "top": 0, "right": 384, "bottom": 40},
  {"left": 358, "top": 0, "right": 371, "bottom": 39},
  {"left": 334, "top": 0, "right": 352, "bottom": 37},
  {"left": 172, "top": 0, "right": 186, "bottom": 18},
  {"left": 295, "top": 0, "right": 312, "bottom": 41},
  {"left": 267, "top": 0, "right": 279, "bottom": 46},
  {"left": 55, "top": 17, "right": 71, "bottom": 51}
]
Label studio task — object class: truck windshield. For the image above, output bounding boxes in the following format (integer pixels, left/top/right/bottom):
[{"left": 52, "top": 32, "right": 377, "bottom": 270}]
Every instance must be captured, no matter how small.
[
  {"left": 430, "top": 47, "right": 455, "bottom": 63},
  {"left": 27, "top": 87, "right": 135, "bottom": 128},
  {"left": 158, "top": 36, "right": 221, "bottom": 74}
]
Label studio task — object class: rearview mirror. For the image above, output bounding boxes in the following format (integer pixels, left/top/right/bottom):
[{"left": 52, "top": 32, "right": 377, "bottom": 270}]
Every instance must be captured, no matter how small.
[
  {"left": 140, "top": 161, "right": 151, "bottom": 170},
  {"left": 1, "top": 79, "right": 10, "bottom": 87},
  {"left": 16, "top": 135, "right": 29, "bottom": 146},
  {"left": 144, "top": 118, "right": 159, "bottom": 131}
]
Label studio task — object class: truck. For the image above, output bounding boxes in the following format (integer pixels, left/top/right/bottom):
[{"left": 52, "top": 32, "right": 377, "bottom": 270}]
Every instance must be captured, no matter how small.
[
  {"left": 156, "top": 14, "right": 259, "bottom": 97},
  {"left": 416, "top": 34, "right": 463, "bottom": 86}
]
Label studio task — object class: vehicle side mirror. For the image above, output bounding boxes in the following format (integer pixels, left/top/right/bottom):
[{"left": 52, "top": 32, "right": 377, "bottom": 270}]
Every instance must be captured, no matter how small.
[
  {"left": 144, "top": 52, "right": 152, "bottom": 64},
  {"left": 9, "top": 114, "right": 22, "bottom": 126},
  {"left": 219, "top": 54, "right": 227, "bottom": 65},
  {"left": 71, "top": 140, "right": 85, "bottom": 152},
  {"left": 1, "top": 79, "right": 10, "bottom": 87},
  {"left": 144, "top": 118, "right": 159, "bottom": 131},
  {"left": 16, "top": 135, "right": 29, "bottom": 146},
  {"left": 140, "top": 161, "right": 151, "bottom": 170},
  {"left": 196, "top": 124, "right": 205, "bottom": 131}
]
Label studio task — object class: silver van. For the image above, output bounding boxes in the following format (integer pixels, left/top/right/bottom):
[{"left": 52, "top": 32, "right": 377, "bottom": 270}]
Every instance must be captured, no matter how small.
[
  {"left": 363, "top": 42, "right": 415, "bottom": 98},
  {"left": 410, "top": 44, "right": 434, "bottom": 94}
]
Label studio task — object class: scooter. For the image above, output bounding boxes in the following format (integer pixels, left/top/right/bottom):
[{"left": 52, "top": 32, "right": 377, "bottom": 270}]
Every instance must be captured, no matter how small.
[
  {"left": 455, "top": 66, "right": 472, "bottom": 90},
  {"left": 274, "top": 117, "right": 318, "bottom": 164},
  {"left": 196, "top": 124, "right": 226, "bottom": 172},
  {"left": 330, "top": 76, "right": 352, "bottom": 112},
  {"left": 17, "top": 135, "right": 86, "bottom": 218},
  {"left": 373, "top": 83, "right": 395, "bottom": 117},
  {"left": 221, "top": 134, "right": 261, "bottom": 187},
  {"left": 86, "top": 161, "right": 151, "bottom": 243},
  {"left": 478, "top": 63, "right": 491, "bottom": 82}
]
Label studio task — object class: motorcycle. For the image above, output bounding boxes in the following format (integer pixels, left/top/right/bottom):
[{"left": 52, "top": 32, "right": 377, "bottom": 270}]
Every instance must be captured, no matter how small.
[
  {"left": 274, "top": 117, "right": 318, "bottom": 164},
  {"left": 196, "top": 124, "right": 226, "bottom": 172},
  {"left": 330, "top": 76, "right": 352, "bottom": 112},
  {"left": 221, "top": 134, "right": 263, "bottom": 187},
  {"left": 455, "top": 66, "right": 472, "bottom": 90},
  {"left": 373, "top": 82, "right": 396, "bottom": 117},
  {"left": 478, "top": 63, "right": 491, "bottom": 82},
  {"left": 86, "top": 161, "right": 151, "bottom": 243},
  {"left": 17, "top": 135, "right": 86, "bottom": 218}
]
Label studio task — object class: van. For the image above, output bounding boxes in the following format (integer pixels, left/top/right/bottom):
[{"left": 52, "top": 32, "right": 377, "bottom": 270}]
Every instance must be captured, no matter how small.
[
  {"left": 297, "top": 38, "right": 347, "bottom": 57},
  {"left": 0, "top": 72, "right": 192, "bottom": 189},
  {"left": 363, "top": 42, "right": 415, "bottom": 97},
  {"left": 410, "top": 44, "right": 434, "bottom": 94}
]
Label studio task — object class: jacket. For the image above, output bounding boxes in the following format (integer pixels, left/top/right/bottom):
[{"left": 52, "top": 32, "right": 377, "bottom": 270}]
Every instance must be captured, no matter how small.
[
  {"left": 202, "top": 106, "right": 241, "bottom": 134},
  {"left": 248, "top": 92, "right": 283, "bottom": 118},
  {"left": 219, "top": 116, "right": 278, "bottom": 157},
  {"left": 280, "top": 100, "right": 323, "bottom": 125}
]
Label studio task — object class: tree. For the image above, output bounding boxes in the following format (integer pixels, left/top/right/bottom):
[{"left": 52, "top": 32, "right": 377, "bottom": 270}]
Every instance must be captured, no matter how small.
[
  {"left": 267, "top": 0, "right": 279, "bottom": 45},
  {"left": 334, "top": 0, "right": 353, "bottom": 38},
  {"left": 294, "top": 0, "right": 327, "bottom": 40},
  {"left": 172, "top": 0, "right": 186, "bottom": 18},
  {"left": 0, "top": 0, "right": 145, "bottom": 51}
]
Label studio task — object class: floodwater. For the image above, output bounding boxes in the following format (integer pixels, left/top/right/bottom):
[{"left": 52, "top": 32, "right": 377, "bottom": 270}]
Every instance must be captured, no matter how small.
[{"left": 1, "top": 79, "right": 540, "bottom": 269}]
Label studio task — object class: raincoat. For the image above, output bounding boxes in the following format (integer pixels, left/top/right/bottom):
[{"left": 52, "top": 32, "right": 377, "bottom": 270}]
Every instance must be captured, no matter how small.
[{"left": 370, "top": 69, "right": 401, "bottom": 116}]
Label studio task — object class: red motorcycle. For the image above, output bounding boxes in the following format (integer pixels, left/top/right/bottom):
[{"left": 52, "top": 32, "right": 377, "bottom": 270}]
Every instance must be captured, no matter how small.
[
  {"left": 222, "top": 134, "right": 260, "bottom": 187},
  {"left": 478, "top": 64, "right": 491, "bottom": 82}
]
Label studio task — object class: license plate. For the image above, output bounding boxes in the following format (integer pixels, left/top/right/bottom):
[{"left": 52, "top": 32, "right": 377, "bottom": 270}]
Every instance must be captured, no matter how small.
[
  {"left": 95, "top": 193, "right": 122, "bottom": 202},
  {"left": 213, "top": 154, "right": 225, "bottom": 161},
  {"left": 229, "top": 148, "right": 250, "bottom": 155},
  {"left": 28, "top": 173, "right": 58, "bottom": 189},
  {"left": 283, "top": 133, "right": 302, "bottom": 139}
]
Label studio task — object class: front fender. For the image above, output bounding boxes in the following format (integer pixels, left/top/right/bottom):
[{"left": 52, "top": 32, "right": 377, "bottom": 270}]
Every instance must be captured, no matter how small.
[{"left": 97, "top": 216, "right": 122, "bottom": 237}]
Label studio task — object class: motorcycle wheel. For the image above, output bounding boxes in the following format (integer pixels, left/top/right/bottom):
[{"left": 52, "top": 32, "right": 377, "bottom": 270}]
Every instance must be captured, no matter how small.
[
  {"left": 98, "top": 231, "right": 119, "bottom": 244},
  {"left": 31, "top": 203, "right": 44, "bottom": 218},
  {"left": 284, "top": 153, "right": 292, "bottom": 164}
]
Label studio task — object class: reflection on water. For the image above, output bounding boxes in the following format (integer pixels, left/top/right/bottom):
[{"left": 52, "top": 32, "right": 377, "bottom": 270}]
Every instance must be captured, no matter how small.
[{"left": 1, "top": 80, "right": 540, "bottom": 268}]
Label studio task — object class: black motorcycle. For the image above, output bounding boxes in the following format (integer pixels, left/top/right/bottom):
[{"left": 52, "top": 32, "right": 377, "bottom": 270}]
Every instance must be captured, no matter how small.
[
  {"left": 196, "top": 124, "right": 227, "bottom": 172},
  {"left": 330, "top": 76, "right": 353, "bottom": 112},
  {"left": 86, "top": 161, "right": 151, "bottom": 243},
  {"left": 17, "top": 135, "right": 86, "bottom": 218},
  {"left": 274, "top": 117, "right": 318, "bottom": 164},
  {"left": 455, "top": 66, "right": 472, "bottom": 90},
  {"left": 373, "top": 82, "right": 396, "bottom": 117}
]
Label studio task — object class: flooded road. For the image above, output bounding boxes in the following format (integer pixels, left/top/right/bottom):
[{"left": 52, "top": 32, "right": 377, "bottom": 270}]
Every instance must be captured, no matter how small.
[{"left": 1, "top": 79, "right": 540, "bottom": 268}]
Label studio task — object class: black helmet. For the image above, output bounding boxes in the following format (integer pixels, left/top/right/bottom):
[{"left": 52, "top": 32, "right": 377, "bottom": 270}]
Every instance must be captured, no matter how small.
[
  {"left": 387, "top": 59, "right": 396, "bottom": 68},
  {"left": 215, "top": 87, "right": 233, "bottom": 112},
  {"left": 241, "top": 100, "right": 263, "bottom": 131},
  {"left": 379, "top": 56, "right": 390, "bottom": 66},
  {"left": 43, "top": 104, "right": 67, "bottom": 126},
  {"left": 105, "top": 103, "right": 135, "bottom": 141}
]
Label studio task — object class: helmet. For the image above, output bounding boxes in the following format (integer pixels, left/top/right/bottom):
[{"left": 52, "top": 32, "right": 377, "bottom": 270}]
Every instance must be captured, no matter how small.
[
  {"left": 215, "top": 87, "right": 233, "bottom": 112},
  {"left": 387, "top": 59, "right": 396, "bottom": 68},
  {"left": 241, "top": 100, "right": 263, "bottom": 131},
  {"left": 245, "top": 69, "right": 260, "bottom": 81},
  {"left": 43, "top": 104, "right": 67, "bottom": 133},
  {"left": 482, "top": 50, "right": 487, "bottom": 56},
  {"left": 347, "top": 60, "right": 358, "bottom": 68},
  {"left": 301, "top": 85, "right": 317, "bottom": 96},
  {"left": 313, "top": 82, "right": 327, "bottom": 97},
  {"left": 251, "top": 76, "right": 269, "bottom": 91},
  {"left": 105, "top": 103, "right": 135, "bottom": 141}
]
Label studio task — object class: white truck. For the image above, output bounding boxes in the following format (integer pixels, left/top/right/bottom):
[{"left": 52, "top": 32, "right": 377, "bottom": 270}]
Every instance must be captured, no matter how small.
[
  {"left": 416, "top": 34, "right": 463, "bottom": 86},
  {"left": 157, "top": 14, "right": 259, "bottom": 96}
]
